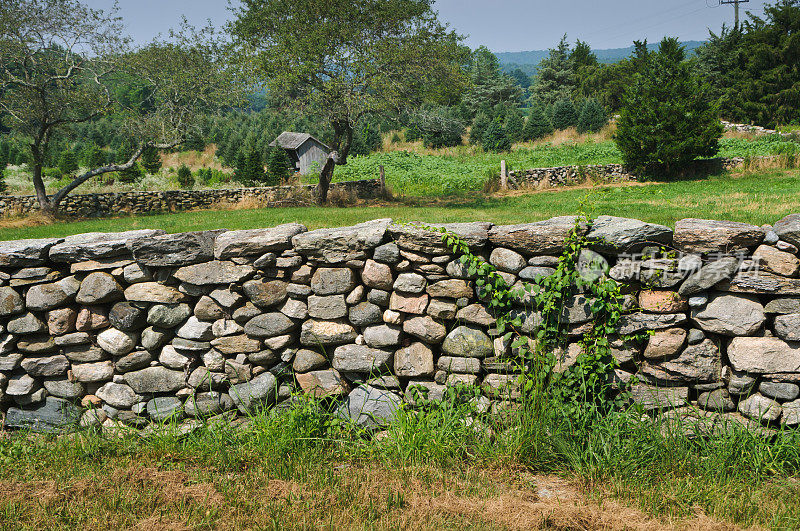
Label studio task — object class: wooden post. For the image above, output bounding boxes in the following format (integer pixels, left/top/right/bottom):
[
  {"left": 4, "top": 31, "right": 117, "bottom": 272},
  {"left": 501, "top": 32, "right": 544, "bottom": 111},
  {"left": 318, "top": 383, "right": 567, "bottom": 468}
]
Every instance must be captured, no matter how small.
[
  {"left": 500, "top": 160, "right": 508, "bottom": 190},
  {"left": 379, "top": 165, "right": 386, "bottom": 194}
]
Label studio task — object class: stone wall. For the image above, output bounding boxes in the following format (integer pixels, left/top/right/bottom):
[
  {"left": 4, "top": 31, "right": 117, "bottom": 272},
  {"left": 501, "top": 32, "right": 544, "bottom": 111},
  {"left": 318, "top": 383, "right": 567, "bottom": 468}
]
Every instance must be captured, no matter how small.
[
  {"left": 508, "top": 158, "right": 745, "bottom": 188},
  {"left": 0, "top": 179, "right": 383, "bottom": 218},
  {"left": 2, "top": 214, "right": 800, "bottom": 433}
]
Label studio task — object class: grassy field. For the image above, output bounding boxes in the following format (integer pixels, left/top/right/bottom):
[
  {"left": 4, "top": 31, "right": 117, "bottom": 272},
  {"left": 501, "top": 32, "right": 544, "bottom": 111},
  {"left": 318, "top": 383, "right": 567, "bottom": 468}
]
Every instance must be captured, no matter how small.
[
  {"left": 3, "top": 168, "right": 799, "bottom": 241},
  {"left": 2, "top": 393, "right": 800, "bottom": 529}
]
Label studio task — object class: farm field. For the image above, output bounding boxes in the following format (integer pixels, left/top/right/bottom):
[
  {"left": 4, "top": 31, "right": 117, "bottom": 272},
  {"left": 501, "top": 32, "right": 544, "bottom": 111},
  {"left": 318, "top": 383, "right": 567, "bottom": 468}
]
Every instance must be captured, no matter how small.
[{"left": 2, "top": 167, "right": 798, "bottom": 241}]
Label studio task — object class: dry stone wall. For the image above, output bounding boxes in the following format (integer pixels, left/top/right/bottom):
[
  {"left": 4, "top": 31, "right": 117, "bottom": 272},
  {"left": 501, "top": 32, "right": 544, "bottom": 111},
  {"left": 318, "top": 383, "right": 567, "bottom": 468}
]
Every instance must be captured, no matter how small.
[
  {"left": 3, "top": 213, "right": 800, "bottom": 434},
  {"left": 0, "top": 179, "right": 382, "bottom": 218}
]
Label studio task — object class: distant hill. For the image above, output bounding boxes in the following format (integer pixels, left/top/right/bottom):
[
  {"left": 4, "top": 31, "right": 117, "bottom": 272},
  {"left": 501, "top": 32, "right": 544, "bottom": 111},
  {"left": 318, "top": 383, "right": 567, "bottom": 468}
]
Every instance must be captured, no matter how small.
[{"left": 497, "top": 40, "right": 706, "bottom": 77}]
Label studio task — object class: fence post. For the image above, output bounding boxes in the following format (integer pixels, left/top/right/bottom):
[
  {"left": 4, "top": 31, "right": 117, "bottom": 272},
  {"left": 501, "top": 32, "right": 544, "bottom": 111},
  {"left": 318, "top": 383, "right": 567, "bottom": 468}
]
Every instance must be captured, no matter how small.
[
  {"left": 500, "top": 160, "right": 508, "bottom": 190},
  {"left": 379, "top": 165, "right": 386, "bottom": 195}
]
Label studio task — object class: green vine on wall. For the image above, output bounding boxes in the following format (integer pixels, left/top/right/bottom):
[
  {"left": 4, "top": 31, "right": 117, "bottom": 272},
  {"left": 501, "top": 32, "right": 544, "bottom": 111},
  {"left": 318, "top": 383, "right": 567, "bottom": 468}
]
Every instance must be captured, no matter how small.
[{"left": 418, "top": 210, "right": 643, "bottom": 425}]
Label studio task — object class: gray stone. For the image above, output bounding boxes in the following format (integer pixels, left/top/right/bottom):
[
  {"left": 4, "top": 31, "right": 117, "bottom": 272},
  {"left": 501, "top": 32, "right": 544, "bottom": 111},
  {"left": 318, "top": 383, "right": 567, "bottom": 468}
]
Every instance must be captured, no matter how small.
[
  {"left": 336, "top": 385, "right": 402, "bottom": 428},
  {"left": 691, "top": 293, "right": 765, "bottom": 336},
  {"left": 311, "top": 268, "right": 357, "bottom": 295},
  {"left": 292, "top": 219, "right": 391, "bottom": 263},
  {"left": 293, "top": 349, "right": 328, "bottom": 373},
  {"left": 643, "top": 328, "right": 687, "bottom": 359},
  {"left": 368, "top": 289, "right": 391, "bottom": 307},
  {"left": 765, "top": 297, "right": 800, "bottom": 314},
  {"left": 201, "top": 349, "right": 226, "bottom": 371},
  {"left": 405, "top": 380, "right": 446, "bottom": 404},
  {"left": 108, "top": 302, "right": 146, "bottom": 331},
  {"left": 630, "top": 384, "right": 688, "bottom": 411},
  {"left": 728, "top": 371, "right": 757, "bottom": 396},
  {"left": 738, "top": 394, "right": 782, "bottom": 422},
  {"left": 489, "top": 248, "right": 526, "bottom": 273},
  {"left": 25, "top": 282, "right": 73, "bottom": 311},
  {"left": 43, "top": 378, "right": 85, "bottom": 399},
  {"left": 674, "top": 219, "right": 764, "bottom": 254},
  {"left": 728, "top": 337, "right": 800, "bottom": 374},
  {"left": 210, "top": 288, "right": 244, "bottom": 308},
  {"left": 774, "top": 313, "right": 800, "bottom": 341},
  {"left": 0, "top": 237, "right": 62, "bottom": 267},
  {"left": 75, "top": 272, "right": 123, "bottom": 304},
  {"left": 229, "top": 372, "right": 278, "bottom": 414},
  {"left": 482, "top": 374, "right": 521, "bottom": 399},
  {"left": 176, "top": 316, "right": 214, "bottom": 341},
  {"left": 361, "top": 259, "right": 393, "bottom": 290},
  {"left": 16, "top": 335, "right": 57, "bottom": 354},
  {"left": 210, "top": 334, "right": 261, "bottom": 354},
  {"left": 437, "top": 356, "right": 481, "bottom": 374},
  {"left": 171, "top": 338, "right": 211, "bottom": 352},
  {"left": 159, "top": 345, "right": 193, "bottom": 370},
  {"left": 8, "top": 312, "right": 47, "bottom": 334},
  {"left": 243, "top": 279, "right": 288, "bottom": 308},
  {"left": 233, "top": 303, "right": 261, "bottom": 323},
  {"left": 248, "top": 349, "right": 279, "bottom": 367},
  {"left": 146, "top": 303, "right": 191, "bottom": 329},
  {"left": 698, "top": 389, "right": 736, "bottom": 412},
  {"left": 173, "top": 261, "right": 254, "bottom": 285},
  {"left": 146, "top": 396, "right": 184, "bottom": 421},
  {"left": 759, "top": 381, "right": 800, "bottom": 401},
  {"left": 332, "top": 344, "right": 393, "bottom": 372},
  {"left": 519, "top": 266, "right": 555, "bottom": 281},
  {"left": 72, "top": 361, "right": 115, "bottom": 382},
  {"left": 426, "top": 299, "right": 457, "bottom": 320},
  {"left": 308, "top": 294, "right": 348, "bottom": 319},
  {"left": 442, "top": 326, "right": 493, "bottom": 358},
  {"left": 393, "top": 272, "right": 427, "bottom": 293},
  {"left": 280, "top": 298, "right": 308, "bottom": 320},
  {"left": 773, "top": 214, "right": 800, "bottom": 248},
  {"left": 403, "top": 315, "right": 447, "bottom": 344},
  {"left": 392, "top": 342, "right": 434, "bottom": 377},
  {"left": 53, "top": 331, "right": 90, "bottom": 347},
  {"left": 49, "top": 230, "right": 164, "bottom": 262},
  {"left": 678, "top": 257, "right": 739, "bottom": 297},
  {"left": 373, "top": 243, "right": 400, "bottom": 263},
  {"left": 753, "top": 244, "right": 800, "bottom": 277},
  {"left": 617, "top": 312, "right": 687, "bottom": 335},
  {"left": 141, "top": 327, "right": 169, "bottom": 351},
  {"left": 300, "top": 319, "right": 357, "bottom": 346},
  {"left": 244, "top": 313, "right": 296, "bottom": 338},
  {"left": 96, "top": 382, "right": 141, "bottom": 408},
  {"left": 295, "top": 368, "right": 349, "bottom": 397},
  {"left": 21, "top": 354, "right": 69, "bottom": 378},
  {"left": 426, "top": 279, "right": 472, "bottom": 299},
  {"left": 389, "top": 222, "right": 491, "bottom": 254},
  {"left": 125, "top": 282, "right": 188, "bottom": 304},
  {"left": 345, "top": 285, "right": 365, "bottom": 305},
  {"left": 488, "top": 216, "right": 585, "bottom": 256},
  {"left": 4, "top": 397, "right": 81, "bottom": 432},
  {"left": 115, "top": 350, "right": 153, "bottom": 373},
  {"left": 558, "top": 295, "right": 594, "bottom": 325},
  {"left": 687, "top": 328, "right": 705, "bottom": 345},
  {"left": 0, "top": 287, "right": 24, "bottom": 316},
  {"left": 194, "top": 296, "right": 225, "bottom": 321},
  {"left": 126, "top": 366, "right": 186, "bottom": 394},
  {"left": 587, "top": 216, "right": 672, "bottom": 253},
  {"left": 214, "top": 224, "right": 306, "bottom": 258},
  {"left": 123, "top": 263, "right": 151, "bottom": 284},
  {"left": 128, "top": 230, "right": 222, "bottom": 266},
  {"left": 688, "top": 295, "right": 708, "bottom": 308},
  {"left": 5, "top": 373, "right": 38, "bottom": 396},
  {"left": 211, "top": 318, "right": 244, "bottom": 337},
  {"left": 348, "top": 302, "right": 383, "bottom": 327},
  {"left": 97, "top": 328, "right": 138, "bottom": 356},
  {"left": 641, "top": 339, "right": 721, "bottom": 383},
  {"left": 363, "top": 324, "right": 402, "bottom": 348},
  {"left": 184, "top": 392, "right": 234, "bottom": 417},
  {"left": 63, "top": 344, "right": 107, "bottom": 362}
]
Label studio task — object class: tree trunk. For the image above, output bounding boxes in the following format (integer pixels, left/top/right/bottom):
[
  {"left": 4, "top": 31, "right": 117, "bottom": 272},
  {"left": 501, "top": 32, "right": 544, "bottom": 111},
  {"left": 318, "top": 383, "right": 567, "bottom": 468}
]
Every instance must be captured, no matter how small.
[
  {"left": 316, "top": 121, "right": 353, "bottom": 205},
  {"left": 317, "top": 155, "right": 336, "bottom": 205},
  {"left": 30, "top": 149, "right": 55, "bottom": 217}
]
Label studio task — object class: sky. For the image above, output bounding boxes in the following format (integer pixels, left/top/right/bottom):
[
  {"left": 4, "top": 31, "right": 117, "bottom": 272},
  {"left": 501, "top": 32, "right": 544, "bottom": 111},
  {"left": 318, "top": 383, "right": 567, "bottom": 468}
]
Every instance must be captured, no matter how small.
[{"left": 86, "top": 0, "right": 772, "bottom": 52}]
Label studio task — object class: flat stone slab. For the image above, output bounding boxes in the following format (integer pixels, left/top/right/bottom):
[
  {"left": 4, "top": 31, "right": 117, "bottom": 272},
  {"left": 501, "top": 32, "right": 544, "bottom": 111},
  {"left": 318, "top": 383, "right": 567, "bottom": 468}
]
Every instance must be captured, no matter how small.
[
  {"left": 388, "top": 222, "right": 492, "bottom": 254},
  {"left": 128, "top": 230, "right": 225, "bottom": 267},
  {"left": 728, "top": 337, "right": 800, "bottom": 374},
  {"left": 673, "top": 219, "right": 764, "bottom": 254},
  {"left": 0, "top": 238, "right": 63, "bottom": 267},
  {"left": 586, "top": 216, "right": 672, "bottom": 253},
  {"left": 5, "top": 397, "right": 81, "bottom": 432},
  {"left": 174, "top": 261, "right": 254, "bottom": 285},
  {"left": 630, "top": 384, "right": 689, "bottom": 411},
  {"left": 49, "top": 230, "right": 165, "bottom": 262},
  {"left": 292, "top": 219, "right": 391, "bottom": 263},
  {"left": 719, "top": 271, "right": 800, "bottom": 296},
  {"left": 215, "top": 223, "right": 307, "bottom": 258},
  {"left": 488, "top": 216, "right": 586, "bottom": 256}
]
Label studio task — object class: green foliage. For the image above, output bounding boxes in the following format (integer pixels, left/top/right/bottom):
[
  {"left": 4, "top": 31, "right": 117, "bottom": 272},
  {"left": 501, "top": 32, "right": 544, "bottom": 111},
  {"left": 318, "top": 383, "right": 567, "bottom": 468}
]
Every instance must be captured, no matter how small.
[
  {"left": 410, "top": 106, "right": 466, "bottom": 149},
  {"left": 531, "top": 35, "right": 575, "bottom": 107},
  {"left": 176, "top": 164, "right": 193, "bottom": 188},
  {"left": 615, "top": 38, "right": 724, "bottom": 174},
  {"left": 267, "top": 148, "right": 290, "bottom": 184},
  {"left": 577, "top": 98, "right": 607, "bottom": 134},
  {"left": 504, "top": 108, "right": 525, "bottom": 143},
  {"left": 81, "top": 144, "right": 105, "bottom": 169},
  {"left": 481, "top": 117, "right": 512, "bottom": 152},
  {"left": 0, "top": 167, "right": 6, "bottom": 194},
  {"left": 470, "top": 112, "right": 491, "bottom": 145},
  {"left": 551, "top": 98, "right": 578, "bottom": 130},
  {"left": 462, "top": 46, "right": 523, "bottom": 116},
  {"left": 522, "top": 103, "right": 554, "bottom": 141},
  {"left": 57, "top": 150, "right": 78, "bottom": 175},
  {"left": 350, "top": 123, "right": 382, "bottom": 157},
  {"left": 140, "top": 146, "right": 162, "bottom": 175},
  {"left": 0, "top": 141, "right": 7, "bottom": 170}
]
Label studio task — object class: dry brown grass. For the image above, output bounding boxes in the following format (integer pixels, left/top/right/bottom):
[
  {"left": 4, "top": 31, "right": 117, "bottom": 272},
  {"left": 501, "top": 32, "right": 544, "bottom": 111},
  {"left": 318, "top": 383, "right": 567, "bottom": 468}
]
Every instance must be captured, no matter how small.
[
  {"left": 161, "top": 144, "right": 227, "bottom": 172},
  {"left": 0, "top": 211, "right": 55, "bottom": 229}
]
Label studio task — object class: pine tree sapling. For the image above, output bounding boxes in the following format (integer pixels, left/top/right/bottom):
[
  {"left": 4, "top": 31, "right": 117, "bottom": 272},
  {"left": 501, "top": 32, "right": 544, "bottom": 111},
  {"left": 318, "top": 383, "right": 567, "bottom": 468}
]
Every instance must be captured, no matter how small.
[
  {"left": 615, "top": 38, "right": 723, "bottom": 175},
  {"left": 141, "top": 146, "right": 162, "bottom": 175},
  {"left": 244, "top": 148, "right": 265, "bottom": 184},
  {"left": 551, "top": 98, "right": 579, "bottom": 130},
  {"left": 577, "top": 98, "right": 607, "bottom": 134},
  {"left": 350, "top": 123, "right": 382, "bottom": 156},
  {"left": 504, "top": 108, "right": 525, "bottom": 143},
  {"left": 0, "top": 167, "right": 7, "bottom": 195},
  {"left": 470, "top": 111, "right": 491, "bottom": 145},
  {"left": 177, "top": 164, "right": 194, "bottom": 188},
  {"left": 267, "top": 148, "right": 290, "bottom": 184},
  {"left": 481, "top": 117, "right": 512, "bottom": 152},
  {"left": 57, "top": 151, "right": 78, "bottom": 176},
  {"left": 523, "top": 103, "right": 554, "bottom": 141}
]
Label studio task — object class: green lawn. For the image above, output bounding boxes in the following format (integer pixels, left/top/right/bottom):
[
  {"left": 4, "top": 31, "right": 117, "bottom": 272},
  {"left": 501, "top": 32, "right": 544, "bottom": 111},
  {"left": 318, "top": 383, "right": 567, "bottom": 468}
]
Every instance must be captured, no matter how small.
[{"left": 3, "top": 169, "right": 799, "bottom": 241}]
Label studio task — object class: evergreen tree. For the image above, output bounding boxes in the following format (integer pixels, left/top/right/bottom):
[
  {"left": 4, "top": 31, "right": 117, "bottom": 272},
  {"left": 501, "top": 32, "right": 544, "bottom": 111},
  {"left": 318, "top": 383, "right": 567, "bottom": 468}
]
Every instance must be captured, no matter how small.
[
  {"left": 177, "top": 164, "right": 194, "bottom": 188},
  {"left": 0, "top": 139, "right": 8, "bottom": 169},
  {"left": 615, "top": 38, "right": 723, "bottom": 174},
  {"left": 470, "top": 111, "right": 491, "bottom": 145},
  {"left": 350, "top": 123, "right": 382, "bottom": 156},
  {"left": 481, "top": 117, "right": 512, "bottom": 152},
  {"left": 551, "top": 98, "right": 579, "bottom": 130},
  {"left": 57, "top": 150, "right": 78, "bottom": 175},
  {"left": 522, "top": 103, "right": 554, "bottom": 141},
  {"left": 577, "top": 98, "right": 607, "bottom": 133},
  {"left": 140, "top": 146, "right": 162, "bottom": 175},
  {"left": 504, "top": 108, "right": 525, "bottom": 143},
  {"left": 267, "top": 148, "right": 290, "bottom": 184},
  {"left": 242, "top": 148, "right": 265, "bottom": 184},
  {"left": 81, "top": 144, "right": 105, "bottom": 169},
  {"left": 117, "top": 141, "right": 143, "bottom": 183},
  {"left": 0, "top": 168, "right": 6, "bottom": 194},
  {"left": 463, "top": 47, "right": 522, "bottom": 116},
  {"left": 531, "top": 35, "right": 575, "bottom": 107}
]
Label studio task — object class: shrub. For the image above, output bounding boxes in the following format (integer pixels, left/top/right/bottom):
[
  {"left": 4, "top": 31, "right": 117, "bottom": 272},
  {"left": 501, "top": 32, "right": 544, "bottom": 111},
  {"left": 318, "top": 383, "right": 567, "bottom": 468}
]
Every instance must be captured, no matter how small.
[
  {"left": 57, "top": 150, "right": 78, "bottom": 175},
  {"left": 522, "top": 103, "right": 554, "bottom": 141},
  {"left": 481, "top": 117, "right": 512, "bottom": 152},
  {"left": 615, "top": 37, "right": 723, "bottom": 174},
  {"left": 140, "top": 146, "right": 162, "bottom": 175},
  {"left": 350, "top": 123, "right": 382, "bottom": 156},
  {"left": 405, "top": 124, "right": 423, "bottom": 142},
  {"left": 551, "top": 98, "right": 578, "bottom": 130},
  {"left": 177, "top": 164, "right": 194, "bottom": 188},
  {"left": 504, "top": 108, "right": 525, "bottom": 143},
  {"left": 577, "top": 98, "right": 607, "bottom": 134},
  {"left": 391, "top": 132, "right": 402, "bottom": 144},
  {"left": 118, "top": 162, "right": 143, "bottom": 183},
  {"left": 470, "top": 112, "right": 491, "bottom": 145},
  {"left": 0, "top": 167, "right": 7, "bottom": 194},
  {"left": 267, "top": 148, "right": 290, "bottom": 184},
  {"left": 81, "top": 144, "right": 105, "bottom": 169}
]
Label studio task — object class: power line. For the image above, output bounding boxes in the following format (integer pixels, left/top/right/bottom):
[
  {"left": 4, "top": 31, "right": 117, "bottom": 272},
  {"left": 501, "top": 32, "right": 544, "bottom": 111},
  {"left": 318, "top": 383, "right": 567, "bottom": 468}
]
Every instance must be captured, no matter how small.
[
  {"left": 602, "top": 4, "right": 713, "bottom": 45},
  {"left": 719, "top": 0, "right": 750, "bottom": 28}
]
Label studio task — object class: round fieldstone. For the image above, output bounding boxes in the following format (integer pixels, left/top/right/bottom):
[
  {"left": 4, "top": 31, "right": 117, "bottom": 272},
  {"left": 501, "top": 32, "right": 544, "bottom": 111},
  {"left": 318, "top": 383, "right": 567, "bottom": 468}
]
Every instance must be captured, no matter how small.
[
  {"left": 361, "top": 260, "right": 394, "bottom": 290},
  {"left": 147, "top": 303, "right": 192, "bottom": 329},
  {"left": 393, "top": 273, "right": 427, "bottom": 294},
  {"left": 115, "top": 350, "right": 153, "bottom": 373},
  {"left": 146, "top": 396, "right": 183, "bottom": 421},
  {"left": 195, "top": 296, "right": 226, "bottom": 320},
  {"left": 97, "top": 328, "right": 138, "bottom": 356},
  {"left": 348, "top": 302, "right": 382, "bottom": 327},
  {"left": 76, "top": 272, "right": 123, "bottom": 304},
  {"left": 96, "top": 382, "right": 141, "bottom": 409},
  {"left": 442, "top": 326, "right": 493, "bottom": 358},
  {"left": 0, "top": 287, "right": 24, "bottom": 316},
  {"left": 293, "top": 349, "right": 328, "bottom": 373},
  {"left": 109, "top": 302, "right": 146, "bottom": 331},
  {"left": 489, "top": 248, "right": 526, "bottom": 274},
  {"left": 243, "top": 279, "right": 288, "bottom": 308}
]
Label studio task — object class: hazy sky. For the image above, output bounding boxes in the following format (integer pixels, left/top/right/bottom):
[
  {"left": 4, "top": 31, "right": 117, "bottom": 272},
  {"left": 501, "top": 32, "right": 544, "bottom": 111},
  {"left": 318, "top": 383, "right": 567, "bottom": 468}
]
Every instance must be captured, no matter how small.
[{"left": 87, "top": 0, "right": 772, "bottom": 52}]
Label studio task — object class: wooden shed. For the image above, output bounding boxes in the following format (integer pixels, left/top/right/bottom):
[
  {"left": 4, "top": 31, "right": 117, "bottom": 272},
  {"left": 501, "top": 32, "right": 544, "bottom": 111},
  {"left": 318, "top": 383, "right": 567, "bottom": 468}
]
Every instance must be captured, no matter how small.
[{"left": 269, "top": 132, "right": 331, "bottom": 175}]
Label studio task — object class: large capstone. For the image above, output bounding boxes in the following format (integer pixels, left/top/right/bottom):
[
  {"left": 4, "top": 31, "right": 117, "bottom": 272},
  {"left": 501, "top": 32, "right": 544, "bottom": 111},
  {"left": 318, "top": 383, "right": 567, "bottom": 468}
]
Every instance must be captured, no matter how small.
[
  {"left": 441, "top": 326, "right": 493, "bottom": 358},
  {"left": 586, "top": 216, "right": 672, "bottom": 253},
  {"left": 214, "top": 224, "right": 306, "bottom": 258},
  {"left": 388, "top": 222, "right": 491, "bottom": 254},
  {"left": 673, "top": 219, "right": 764, "bottom": 254},
  {"left": 0, "top": 237, "right": 63, "bottom": 267},
  {"left": 4, "top": 397, "right": 81, "bottom": 432},
  {"left": 336, "top": 385, "right": 402, "bottom": 428},
  {"left": 49, "top": 230, "right": 164, "bottom": 262},
  {"left": 128, "top": 230, "right": 223, "bottom": 267},
  {"left": 292, "top": 219, "right": 391, "bottom": 263},
  {"left": 488, "top": 216, "right": 586, "bottom": 256}
]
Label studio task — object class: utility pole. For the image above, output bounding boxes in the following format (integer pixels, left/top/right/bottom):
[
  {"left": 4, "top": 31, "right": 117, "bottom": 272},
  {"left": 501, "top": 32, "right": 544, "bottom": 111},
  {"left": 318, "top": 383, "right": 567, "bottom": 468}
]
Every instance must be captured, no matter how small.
[{"left": 720, "top": 0, "right": 750, "bottom": 30}]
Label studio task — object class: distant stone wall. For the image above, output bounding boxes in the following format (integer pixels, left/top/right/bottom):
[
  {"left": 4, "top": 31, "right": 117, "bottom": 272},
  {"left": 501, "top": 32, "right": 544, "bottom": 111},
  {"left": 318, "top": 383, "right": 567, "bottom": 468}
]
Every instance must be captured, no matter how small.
[
  {"left": 722, "top": 120, "right": 797, "bottom": 139},
  {"left": 508, "top": 158, "right": 745, "bottom": 188},
  {"left": 0, "top": 179, "right": 383, "bottom": 218},
  {"left": 3, "top": 214, "right": 800, "bottom": 435}
]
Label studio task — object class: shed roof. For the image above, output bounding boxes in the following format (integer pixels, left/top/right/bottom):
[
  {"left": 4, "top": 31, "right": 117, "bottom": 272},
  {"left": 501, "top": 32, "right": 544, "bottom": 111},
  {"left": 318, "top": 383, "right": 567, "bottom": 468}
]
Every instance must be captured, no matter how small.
[{"left": 269, "top": 132, "right": 330, "bottom": 151}]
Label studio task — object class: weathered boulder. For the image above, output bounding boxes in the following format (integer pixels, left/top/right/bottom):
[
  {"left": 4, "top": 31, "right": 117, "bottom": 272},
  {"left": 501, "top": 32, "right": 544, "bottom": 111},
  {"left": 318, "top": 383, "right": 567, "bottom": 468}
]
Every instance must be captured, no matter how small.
[
  {"left": 389, "top": 292, "right": 429, "bottom": 314},
  {"left": 76, "top": 272, "right": 123, "bottom": 304},
  {"left": 146, "top": 396, "right": 183, "bottom": 421},
  {"left": 4, "top": 397, "right": 81, "bottom": 432},
  {"left": 310, "top": 268, "right": 357, "bottom": 296},
  {"left": 0, "top": 287, "right": 24, "bottom": 316},
  {"left": 437, "top": 356, "right": 481, "bottom": 374},
  {"left": 128, "top": 230, "right": 223, "bottom": 266},
  {"left": 20, "top": 354, "right": 69, "bottom": 378},
  {"left": 125, "top": 366, "right": 186, "bottom": 394},
  {"left": 673, "top": 219, "right": 764, "bottom": 254},
  {"left": 753, "top": 244, "right": 800, "bottom": 277},
  {"left": 292, "top": 219, "right": 391, "bottom": 263},
  {"left": 97, "top": 328, "right": 138, "bottom": 356},
  {"left": 210, "top": 334, "right": 261, "bottom": 354},
  {"left": 630, "top": 384, "right": 688, "bottom": 411},
  {"left": 643, "top": 328, "right": 687, "bottom": 359},
  {"left": 244, "top": 313, "right": 296, "bottom": 338},
  {"left": 229, "top": 372, "right": 278, "bottom": 414},
  {"left": 678, "top": 257, "right": 739, "bottom": 297},
  {"left": 638, "top": 291, "right": 688, "bottom": 313},
  {"left": 243, "top": 279, "right": 288, "bottom": 308},
  {"left": 361, "top": 259, "right": 394, "bottom": 290},
  {"left": 96, "top": 382, "right": 141, "bottom": 409},
  {"left": 147, "top": 303, "right": 192, "bottom": 329},
  {"left": 403, "top": 315, "right": 447, "bottom": 343},
  {"left": 442, "top": 326, "right": 493, "bottom": 358},
  {"left": 426, "top": 279, "right": 472, "bottom": 299},
  {"left": 373, "top": 242, "right": 400, "bottom": 264},
  {"left": 332, "top": 344, "right": 393, "bottom": 372},
  {"left": 363, "top": 324, "right": 402, "bottom": 348},
  {"left": 586, "top": 216, "right": 672, "bottom": 253},
  {"left": 115, "top": 350, "right": 153, "bottom": 373},
  {"left": 71, "top": 361, "right": 115, "bottom": 382},
  {"left": 295, "top": 368, "right": 348, "bottom": 397},
  {"left": 43, "top": 378, "right": 85, "bottom": 400},
  {"left": 759, "top": 381, "right": 800, "bottom": 401},
  {"left": 8, "top": 312, "right": 47, "bottom": 335},
  {"left": 617, "top": 312, "right": 687, "bottom": 335},
  {"left": 765, "top": 297, "right": 800, "bottom": 314},
  {"left": 738, "top": 394, "right": 782, "bottom": 423},
  {"left": 184, "top": 392, "right": 234, "bottom": 417},
  {"left": 108, "top": 302, "right": 146, "bottom": 331},
  {"left": 159, "top": 345, "right": 193, "bottom": 370},
  {"left": 292, "top": 349, "right": 328, "bottom": 373},
  {"left": 393, "top": 342, "right": 434, "bottom": 377},
  {"left": 125, "top": 283, "right": 188, "bottom": 304},
  {"left": 558, "top": 295, "right": 594, "bottom": 325},
  {"left": 308, "top": 295, "right": 348, "bottom": 319},
  {"left": 728, "top": 337, "right": 800, "bottom": 374},
  {"left": 336, "top": 385, "right": 402, "bottom": 428},
  {"left": 25, "top": 281, "right": 74, "bottom": 311},
  {"left": 426, "top": 298, "right": 457, "bottom": 320},
  {"left": 348, "top": 302, "right": 383, "bottom": 327},
  {"left": 691, "top": 292, "right": 765, "bottom": 336},
  {"left": 489, "top": 248, "right": 526, "bottom": 273},
  {"left": 388, "top": 222, "right": 491, "bottom": 253},
  {"left": 300, "top": 319, "right": 357, "bottom": 346},
  {"left": 774, "top": 313, "right": 800, "bottom": 341},
  {"left": 641, "top": 339, "right": 721, "bottom": 383},
  {"left": 698, "top": 389, "right": 736, "bottom": 412},
  {"left": 488, "top": 216, "right": 586, "bottom": 256},
  {"left": 49, "top": 230, "right": 164, "bottom": 262},
  {"left": 0, "top": 237, "right": 62, "bottom": 267},
  {"left": 773, "top": 214, "right": 800, "bottom": 248},
  {"left": 214, "top": 224, "right": 306, "bottom": 258},
  {"left": 174, "top": 261, "right": 254, "bottom": 285}
]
